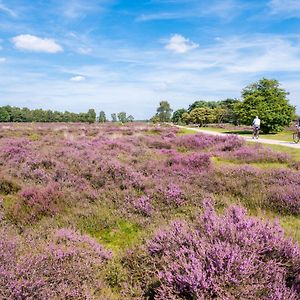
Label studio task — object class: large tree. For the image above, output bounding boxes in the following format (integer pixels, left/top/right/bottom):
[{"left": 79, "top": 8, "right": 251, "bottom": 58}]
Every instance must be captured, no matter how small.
[
  {"left": 172, "top": 108, "right": 187, "bottom": 124},
  {"left": 98, "top": 111, "right": 107, "bottom": 123},
  {"left": 189, "top": 107, "right": 214, "bottom": 126},
  {"left": 236, "top": 78, "right": 295, "bottom": 133},
  {"left": 156, "top": 101, "right": 173, "bottom": 122}
]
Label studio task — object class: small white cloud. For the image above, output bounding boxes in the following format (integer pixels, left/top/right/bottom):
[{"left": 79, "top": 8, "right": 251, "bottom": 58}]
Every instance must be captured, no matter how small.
[
  {"left": 0, "top": 57, "right": 6, "bottom": 63},
  {"left": 11, "top": 34, "right": 63, "bottom": 53},
  {"left": 70, "top": 75, "right": 86, "bottom": 82},
  {"left": 0, "top": 2, "right": 18, "bottom": 17},
  {"left": 78, "top": 47, "right": 92, "bottom": 55},
  {"left": 165, "top": 34, "right": 199, "bottom": 54}
]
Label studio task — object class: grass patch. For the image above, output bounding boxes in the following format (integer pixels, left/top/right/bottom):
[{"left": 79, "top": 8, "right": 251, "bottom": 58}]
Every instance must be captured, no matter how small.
[
  {"left": 212, "top": 157, "right": 288, "bottom": 169},
  {"left": 98, "top": 219, "right": 141, "bottom": 252},
  {"left": 177, "top": 128, "right": 199, "bottom": 135}
]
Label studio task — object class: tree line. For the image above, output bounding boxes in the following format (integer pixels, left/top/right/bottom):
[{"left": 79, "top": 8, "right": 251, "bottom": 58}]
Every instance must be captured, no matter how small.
[
  {"left": 0, "top": 106, "right": 135, "bottom": 124},
  {"left": 153, "top": 78, "right": 296, "bottom": 133}
]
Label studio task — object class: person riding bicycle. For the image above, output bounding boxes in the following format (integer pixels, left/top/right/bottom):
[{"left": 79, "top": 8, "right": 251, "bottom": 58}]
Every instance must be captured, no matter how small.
[{"left": 252, "top": 116, "right": 260, "bottom": 139}]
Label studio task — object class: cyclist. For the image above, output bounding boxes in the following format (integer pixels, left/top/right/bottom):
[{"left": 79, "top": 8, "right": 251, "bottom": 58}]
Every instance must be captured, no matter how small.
[{"left": 252, "top": 116, "right": 260, "bottom": 139}]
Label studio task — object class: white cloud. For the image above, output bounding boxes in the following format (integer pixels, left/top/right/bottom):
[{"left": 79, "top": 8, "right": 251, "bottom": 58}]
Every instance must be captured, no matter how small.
[
  {"left": 165, "top": 34, "right": 199, "bottom": 54},
  {"left": 269, "top": 0, "right": 300, "bottom": 17},
  {"left": 11, "top": 35, "right": 63, "bottom": 53},
  {"left": 78, "top": 47, "right": 92, "bottom": 55},
  {"left": 0, "top": 57, "right": 6, "bottom": 63},
  {"left": 0, "top": 1, "right": 18, "bottom": 17},
  {"left": 70, "top": 75, "right": 86, "bottom": 82}
]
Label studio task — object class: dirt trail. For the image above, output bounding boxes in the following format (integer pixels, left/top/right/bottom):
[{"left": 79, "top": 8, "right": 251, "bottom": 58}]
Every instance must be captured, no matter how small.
[{"left": 177, "top": 126, "right": 300, "bottom": 149}]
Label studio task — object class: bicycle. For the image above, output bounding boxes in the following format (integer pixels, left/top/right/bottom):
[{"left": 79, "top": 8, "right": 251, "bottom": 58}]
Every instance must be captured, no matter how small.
[
  {"left": 252, "top": 126, "right": 259, "bottom": 139},
  {"left": 293, "top": 128, "right": 300, "bottom": 143}
]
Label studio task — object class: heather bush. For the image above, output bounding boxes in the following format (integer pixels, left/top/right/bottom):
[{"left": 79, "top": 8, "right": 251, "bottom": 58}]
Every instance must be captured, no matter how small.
[
  {"left": 0, "top": 123, "right": 299, "bottom": 299},
  {"left": 143, "top": 201, "right": 300, "bottom": 299},
  {"left": 132, "top": 195, "right": 153, "bottom": 216},
  {"left": 13, "top": 182, "right": 63, "bottom": 222},
  {"left": 267, "top": 185, "right": 300, "bottom": 215},
  {"left": 227, "top": 144, "right": 290, "bottom": 163},
  {"left": 0, "top": 228, "right": 112, "bottom": 299},
  {"left": 176, "top": 133, "right": 244, "bottom": 152}
]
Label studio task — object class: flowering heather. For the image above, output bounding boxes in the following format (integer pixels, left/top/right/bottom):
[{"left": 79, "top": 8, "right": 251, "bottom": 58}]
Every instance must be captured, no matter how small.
[
  {"left": 0, "top": 123, "right": 299, "bottom": 299},
  {"left": 226, "top": 144, "right": 291, "bottom": 163},
  {"left": 14, "top": 183, "right": 63, "bottom": 222},
  {"left": 146, "top": 201, "right": 300, "bottom": 299},
  {"left": 132, "top": 195, "right": 153, "bottom": 216},
  {"left": 267, "top": 185, "right": 300, "bottom": 215},
  {"left": 0, "top": 228, "right": 112, "bottom": 299}
]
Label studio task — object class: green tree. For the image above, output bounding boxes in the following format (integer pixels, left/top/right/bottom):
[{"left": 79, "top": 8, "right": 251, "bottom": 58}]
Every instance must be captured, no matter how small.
[
  {"left": 188, "top": 100, "right": 219, "bottom": 112},
  {"left": 156, "top": 101, "right": 173, "bottom": 122},
  {"left": 172, "top": 108, "right": 187, "bottom": 124},
  {"left": 127, "top": 115, "right": 134, "bottom": 122},
  {"left": 181, "top": 112, "right": 191, "bottom": 125},
  {"left": 236, "top": 78, "right": 295, "bottom": 133},
  {"left": 117, "top": 112, "right": 127, "bottom": 123},
  {"left": 0, "top": 107, "right": 10, "bottom": 122},
  {"left": 189, "top": 107, "right": 214, "bottom": 126},
  {"left": 111, "top": 113, "right": 117, "bottom": 122},
  {"left": 86, "top": 109, "right": 96, "bottom": 123},
  {"left": 98, "top": 111, "right": 107, "bottom": 123}
]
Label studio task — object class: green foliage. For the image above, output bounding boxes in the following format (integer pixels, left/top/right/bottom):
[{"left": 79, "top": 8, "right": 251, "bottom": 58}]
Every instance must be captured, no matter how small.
[
  {"left": 172, "top": 108, "right": 186, "bottom": 124},
  {"left": 189, "top": 107, "right": 215, "bottom": 126},
  {"left": 188, "top": 100, "right": 219, "bottom": 112},
  {"left": 236, "top": 78, "right": 295, "bottom": 133},
  {"left": 111, "top": 113, "right": 117, "bottom": 122},
  {"left": 0, "top": 106, "right": 97, "bottom": 123},
  {"left": 86, "top": 109, "right": 97, "bottom": 124},
  {"left": 98, "top": 111, "right": 107, "bottom": 123},
  {"left": 155, "top": 101, "right": 173, "bottom": 122},
  {"left": 117, "top": 112, "right": 127, "bottom": 123},
  {"left": 127, "top": 115, "right": 134, "bottom": 122}
]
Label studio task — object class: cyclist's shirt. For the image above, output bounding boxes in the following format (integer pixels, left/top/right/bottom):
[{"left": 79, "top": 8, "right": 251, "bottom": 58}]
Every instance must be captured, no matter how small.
[{"left": 253, "top": 118, "right": 260, "bottom": 129}]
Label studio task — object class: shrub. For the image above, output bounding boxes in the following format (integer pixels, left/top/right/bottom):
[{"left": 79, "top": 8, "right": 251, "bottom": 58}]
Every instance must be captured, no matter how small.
[
  {"left": 267, "top": 185, "right": 300, "bottom": 215},
  {"left": 145, "top": 201, "right": 300, "bottom": 299},
  {"left": 0, "top": 228, "right": 112, "bottom": 299},
  {"left": 132, "top": 195, "right": 153, "bottom": 216},
  {"left": 14, "top": 182, "right": 63, "bottom": 222}
]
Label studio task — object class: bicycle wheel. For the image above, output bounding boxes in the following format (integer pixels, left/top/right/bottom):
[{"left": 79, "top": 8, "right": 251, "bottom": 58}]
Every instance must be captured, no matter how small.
[{"left": 293, "top": 132, "right": 300, "bottom": 143}]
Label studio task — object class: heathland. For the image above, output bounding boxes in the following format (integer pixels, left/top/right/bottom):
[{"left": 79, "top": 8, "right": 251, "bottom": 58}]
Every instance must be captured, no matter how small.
[{"left": 0, "top": 123, "right": 299, "bottom": 299}]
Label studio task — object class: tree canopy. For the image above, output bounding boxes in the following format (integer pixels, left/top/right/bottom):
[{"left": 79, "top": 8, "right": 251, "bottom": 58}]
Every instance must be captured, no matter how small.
[
  {"left": 236, "top": 78, "right": 295, "bottom": 133},
  {"left": 0, "top": 106, "right": 97, "bottom": 123},
  {"left": 155, "top": 101, "right": 173, "bottom": 122}
]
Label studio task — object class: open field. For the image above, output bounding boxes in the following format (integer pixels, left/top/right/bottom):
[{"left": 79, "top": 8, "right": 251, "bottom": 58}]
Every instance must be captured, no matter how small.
[{"left": 0, "top": 123, "right": 300, "bottom": 299}]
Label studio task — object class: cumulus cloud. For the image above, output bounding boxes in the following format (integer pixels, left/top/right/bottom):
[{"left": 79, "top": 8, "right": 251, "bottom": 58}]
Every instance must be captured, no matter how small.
[
  {"left": 70, "top": 75, "right": 86, "bottom": 82},
  {"left": 11, "top": 34, "right": 63, "bottom": 53},
  {"left": 165, "top": 34, "right": 198, "bottom": 54},
  {"left": 0, "top": 57, "right": 6, "bottom": 63}
]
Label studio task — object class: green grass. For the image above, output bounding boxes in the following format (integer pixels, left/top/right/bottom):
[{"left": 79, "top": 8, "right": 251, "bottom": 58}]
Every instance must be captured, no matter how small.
[
  {"left": 202, "top": 127, "right": 294, "bottom": 142},
  {"left": 177, "top": 127, "right": 198, "bottom": 135},
  {"left": 98, "top": 219, "right": 142, "bottom": 252},
  {"left": 212, "top": 156, "right": 289, "bottom": 169}
]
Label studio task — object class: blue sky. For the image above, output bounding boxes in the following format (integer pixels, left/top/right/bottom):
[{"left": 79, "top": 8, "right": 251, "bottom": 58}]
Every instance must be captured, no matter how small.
[{"left": 0, "top": 0, "right": 300, "bottom": 119}]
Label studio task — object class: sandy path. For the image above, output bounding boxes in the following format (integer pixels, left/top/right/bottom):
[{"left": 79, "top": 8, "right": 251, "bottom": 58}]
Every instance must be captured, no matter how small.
[{"left": 177, "top": 126, "right": 300, "bottom": 149}]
